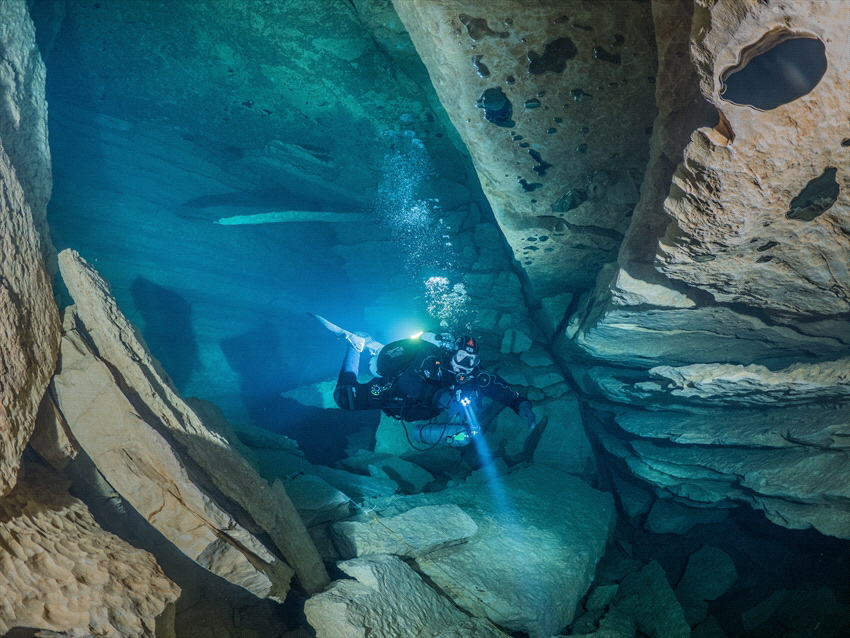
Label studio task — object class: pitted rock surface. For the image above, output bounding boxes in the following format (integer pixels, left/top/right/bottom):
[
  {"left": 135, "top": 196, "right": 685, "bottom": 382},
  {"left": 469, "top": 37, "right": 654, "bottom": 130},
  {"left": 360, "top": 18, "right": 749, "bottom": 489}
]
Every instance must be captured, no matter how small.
[
  {"left": 0, "top": 464, "right": 180, "bottom": 637},
  {"left": 392, "top": 0, "right": 658, "bottom": 294}
]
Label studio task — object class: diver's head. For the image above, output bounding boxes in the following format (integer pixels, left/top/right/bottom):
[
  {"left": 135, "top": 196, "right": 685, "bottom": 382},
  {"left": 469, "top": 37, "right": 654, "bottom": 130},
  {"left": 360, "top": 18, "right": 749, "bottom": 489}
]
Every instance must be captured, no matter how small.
[{"left": 450, "top": 335, "right": 480, "bottom": 376}]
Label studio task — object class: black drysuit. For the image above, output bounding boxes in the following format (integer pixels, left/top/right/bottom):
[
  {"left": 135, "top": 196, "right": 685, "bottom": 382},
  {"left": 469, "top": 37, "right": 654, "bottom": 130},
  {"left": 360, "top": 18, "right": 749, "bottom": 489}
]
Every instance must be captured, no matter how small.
[{"left": 334, "top": 335, "right": 524, "bottom": 422}]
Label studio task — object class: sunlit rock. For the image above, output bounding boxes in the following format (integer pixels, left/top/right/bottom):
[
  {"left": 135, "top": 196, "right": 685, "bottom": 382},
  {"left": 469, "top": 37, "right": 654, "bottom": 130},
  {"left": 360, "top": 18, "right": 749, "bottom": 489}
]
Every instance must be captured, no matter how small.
[
  {"left": 55, "top": 249, "right": 329, "bottom": 595},
  {"left": 0, "top": 463, "right": 180, "bottom": 636},
  {"left": 305, "top": 554, "right": 506, "bottom": 638},
  {"left": 0, "top": 0, "right": 60, "bottom": 497},
  {"left": 392, "top": 0, "right": 657, "bottom": 294}
]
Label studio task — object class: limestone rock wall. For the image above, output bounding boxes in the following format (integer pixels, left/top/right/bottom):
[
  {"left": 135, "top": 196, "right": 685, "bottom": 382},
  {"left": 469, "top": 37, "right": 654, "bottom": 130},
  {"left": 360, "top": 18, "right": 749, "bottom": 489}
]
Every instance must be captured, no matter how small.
[
  {"left": 393, "top": 0, "right": 658, "bottom": 295},
  {"left": 0, "top": 0, "right": 60, "bottom": 497},
  {"left": 561, "top": 0, "right": 850, "bottom": 541},
  {"left": 0, "top": 463, "right": 180, "bottom": 637}
]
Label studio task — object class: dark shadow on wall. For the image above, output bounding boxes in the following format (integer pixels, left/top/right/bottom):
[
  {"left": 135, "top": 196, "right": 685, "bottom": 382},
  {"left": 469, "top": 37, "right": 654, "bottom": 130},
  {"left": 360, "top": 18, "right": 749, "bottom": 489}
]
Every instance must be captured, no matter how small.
[
  {"left": 130, "top": 276, "right": 200, "bottom": 392},
  {"left": 221, "top": 317, "right": 378, "bottom": 466}
]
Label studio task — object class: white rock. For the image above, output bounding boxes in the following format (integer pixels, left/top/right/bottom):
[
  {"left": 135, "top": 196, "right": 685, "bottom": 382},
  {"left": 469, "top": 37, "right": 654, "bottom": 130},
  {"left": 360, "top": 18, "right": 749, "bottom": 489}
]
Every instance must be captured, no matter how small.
[
  {"left": 53, "top": 326, "right": 290, "bottom": 599},
  {"left": 398, "top": 465, "right": 616, "bottom": 637}
]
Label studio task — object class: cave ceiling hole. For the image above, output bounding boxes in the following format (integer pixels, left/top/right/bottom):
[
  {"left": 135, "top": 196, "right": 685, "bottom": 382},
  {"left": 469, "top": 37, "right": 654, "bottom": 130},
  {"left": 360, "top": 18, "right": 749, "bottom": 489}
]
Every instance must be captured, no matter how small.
[{"left": 720, "top": 33, "right": 827, "bottom": 111}]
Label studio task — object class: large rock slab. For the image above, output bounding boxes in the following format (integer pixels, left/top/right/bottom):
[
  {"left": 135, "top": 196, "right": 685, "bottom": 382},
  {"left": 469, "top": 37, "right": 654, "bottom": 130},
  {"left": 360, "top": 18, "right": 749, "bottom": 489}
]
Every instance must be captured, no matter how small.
[
  {"left": 614, "top": 405, "right": 849, "bottom": 449},
  {"left": 304, "top": 553, "right": 505, "bottom": 638},
  {"left": 392, "top": 0, "right": 658, "bottom": 294},
  {"left": 332, "top": 504, "right": 478, "bottom": 559},
  {"left": 576, "top": 357, "right": 850, "bottom": 409},
  {"left": 53, "top": 323, "right": 293, "bottom": 599},
  {"left": 0, "top": 0, "right": 60, "bottom": 497},
  {"left": 567, "top": 275, "right": 849, "bottom": 369},
  {"left": 56, "top": 249, "right": 329, "bottom": 595},
  {"left": 375, "top": 464, "right": 615, "bottom": 637},
  {"left": 0, "top": 463, "right": 180, "bottom": 636}
]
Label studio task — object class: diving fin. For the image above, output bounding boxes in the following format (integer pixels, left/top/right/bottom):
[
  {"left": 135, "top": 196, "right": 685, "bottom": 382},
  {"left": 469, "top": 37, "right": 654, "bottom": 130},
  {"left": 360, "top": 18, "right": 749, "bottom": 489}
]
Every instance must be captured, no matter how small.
[{"left": 308, "top": 313, "right": 383, "bottom": 354}]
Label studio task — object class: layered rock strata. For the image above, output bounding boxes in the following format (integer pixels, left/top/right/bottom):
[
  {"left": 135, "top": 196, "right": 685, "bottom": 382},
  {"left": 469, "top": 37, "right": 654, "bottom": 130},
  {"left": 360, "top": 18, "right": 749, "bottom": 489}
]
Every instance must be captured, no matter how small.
[
  {"left": 0, "top": 463, "right": 180, "bottom": 636},
  {"left": 0, "top": 0, "right": 60, "bottom": 496},
  {"left": 571, "top": 0, "right": 849, "bottom": 367}
]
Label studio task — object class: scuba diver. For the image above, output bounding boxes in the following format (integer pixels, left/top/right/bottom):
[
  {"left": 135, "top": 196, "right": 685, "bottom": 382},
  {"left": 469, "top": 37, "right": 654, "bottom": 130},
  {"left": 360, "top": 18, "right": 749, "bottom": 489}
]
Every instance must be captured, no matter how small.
[{"left": 310, "top": 313, "right": 537, "bottom": 447}]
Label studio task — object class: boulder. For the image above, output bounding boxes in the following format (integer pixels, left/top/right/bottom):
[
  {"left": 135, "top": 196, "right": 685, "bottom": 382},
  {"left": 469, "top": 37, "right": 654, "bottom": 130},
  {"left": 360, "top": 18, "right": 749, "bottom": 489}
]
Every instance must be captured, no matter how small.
[
  {"left": 331, "top": 504, "right": 477, "bottom": 559},
  {"left": 0, "top": 0, "right": 60, "bottom": 497},
  {"left": 246, "top": 443, "right": 398, "bottom": 504},
  {"left": 0, "top": 463, "right": 180, "bottom": 636},
  {"left": 532, "top": 393, "right": 595, "bottom": 474},
  {"left": 340, "top": 450, "right": 435, "bottom": 494},
  {"left": 645, "top": 499, "right": 729, "bottom": 535},
  {"left": 304, "top": 554, "right": 505, "bottom": 638},
  {"left": 586, "top": 584, "right": 620, "bottom": 612},
  {"left": 369, "top": 460, "right": 432, "bottom": 493},
  {"left": 281, "top": 473, "right": 352, "bottom": 527},
  {"left": 610, "top": 471, "right": 653, "bottom": 520}
]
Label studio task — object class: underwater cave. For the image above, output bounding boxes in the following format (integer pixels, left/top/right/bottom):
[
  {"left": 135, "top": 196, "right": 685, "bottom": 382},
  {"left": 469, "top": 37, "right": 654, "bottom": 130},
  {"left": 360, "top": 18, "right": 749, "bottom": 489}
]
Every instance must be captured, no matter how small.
[{"left": 1, "top": 0, "right": 849, "bottom": 637}]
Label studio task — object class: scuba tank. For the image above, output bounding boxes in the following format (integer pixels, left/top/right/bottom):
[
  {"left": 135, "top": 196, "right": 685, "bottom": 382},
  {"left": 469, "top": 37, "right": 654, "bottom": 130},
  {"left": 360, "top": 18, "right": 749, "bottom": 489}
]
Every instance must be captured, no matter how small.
[{"left": 414, "top": 423, "right": 473, "bottom": 447}]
